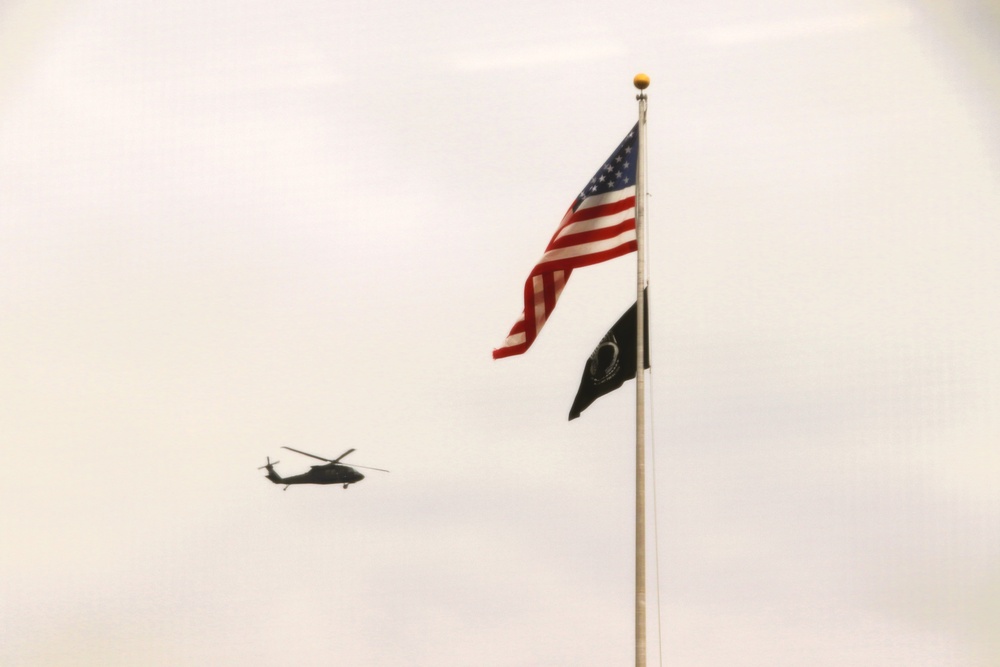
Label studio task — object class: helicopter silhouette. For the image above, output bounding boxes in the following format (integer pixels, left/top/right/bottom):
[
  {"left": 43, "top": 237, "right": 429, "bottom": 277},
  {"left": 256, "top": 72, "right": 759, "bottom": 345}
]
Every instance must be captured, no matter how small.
[{"left": 260, "top": 447, "right": 388, "bottom": 490}]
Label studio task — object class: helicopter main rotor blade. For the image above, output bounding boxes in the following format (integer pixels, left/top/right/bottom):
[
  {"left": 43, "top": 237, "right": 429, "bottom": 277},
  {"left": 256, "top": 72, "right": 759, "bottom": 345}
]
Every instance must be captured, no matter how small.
[
  {"left": 331, "top": 448, "right": 356, "bottom": 463},
  {"left": 280, "top": 446, "right": 381, "bottom": 469},
  {"left": 350, "top": 463, "right": 389, "bottom": 473},
  {"left": 281, "top": 446, "right": 333, "bottom": 463}
]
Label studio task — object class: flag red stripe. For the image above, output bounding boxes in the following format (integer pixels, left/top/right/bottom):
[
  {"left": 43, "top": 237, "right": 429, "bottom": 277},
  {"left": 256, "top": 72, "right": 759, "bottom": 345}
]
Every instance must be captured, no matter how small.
[
  {"left": 538, "top": 241, "right": 637, "bottom": 274},
  {"left": 546, "top": 218, "right": 636, "bottom": 251},
  {"left": 565, "top": 194, "right": 636, "bottom": 224},
  {"left": 544, "top": 273, "right": 558, "bottom": 320},
  {"left": 536, "top": 226, "right": 636, "bottom": 268},
  {"left": 492, "top": 340, "right": 527, "bottom": 359},
  {"left": 550, "top": 193, "right": 635, "bottom": 242}
]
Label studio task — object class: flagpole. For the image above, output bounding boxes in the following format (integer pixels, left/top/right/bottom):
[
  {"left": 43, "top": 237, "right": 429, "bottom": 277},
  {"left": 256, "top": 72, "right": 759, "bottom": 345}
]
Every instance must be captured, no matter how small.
[{"left": 633, "top": 72, "right": 649, "bottom": 667}]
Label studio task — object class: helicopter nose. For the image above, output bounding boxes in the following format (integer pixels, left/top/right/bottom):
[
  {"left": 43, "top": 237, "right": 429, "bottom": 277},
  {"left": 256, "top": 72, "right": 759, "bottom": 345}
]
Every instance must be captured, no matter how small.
[{"left": 357, "top": 472, "right": 365, "bottom": 481}]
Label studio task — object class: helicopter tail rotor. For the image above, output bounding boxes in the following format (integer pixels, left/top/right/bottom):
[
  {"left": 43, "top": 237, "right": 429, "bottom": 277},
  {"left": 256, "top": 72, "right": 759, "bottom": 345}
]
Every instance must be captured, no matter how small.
[{"left": 259, "top": 457, "right": 283, "bottom": 484}]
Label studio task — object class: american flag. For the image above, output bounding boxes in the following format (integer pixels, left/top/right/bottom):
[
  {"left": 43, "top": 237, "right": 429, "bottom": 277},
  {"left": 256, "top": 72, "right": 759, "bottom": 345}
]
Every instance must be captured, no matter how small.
[{"left": 493, "top": 124, "right": 639, "bottom": 359}]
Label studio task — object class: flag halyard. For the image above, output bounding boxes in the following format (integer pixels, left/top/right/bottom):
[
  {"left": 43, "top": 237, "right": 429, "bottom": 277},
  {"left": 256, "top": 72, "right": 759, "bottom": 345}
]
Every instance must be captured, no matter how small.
[{"left": 493, "top": 124, "right": 639, "bottom": 359}]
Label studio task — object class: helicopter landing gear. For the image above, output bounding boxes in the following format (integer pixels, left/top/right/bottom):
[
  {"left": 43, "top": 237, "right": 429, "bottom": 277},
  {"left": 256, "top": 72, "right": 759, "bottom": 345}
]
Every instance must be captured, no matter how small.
[{"left": 343, "top": 484, "right": 349, "bottom": 489}]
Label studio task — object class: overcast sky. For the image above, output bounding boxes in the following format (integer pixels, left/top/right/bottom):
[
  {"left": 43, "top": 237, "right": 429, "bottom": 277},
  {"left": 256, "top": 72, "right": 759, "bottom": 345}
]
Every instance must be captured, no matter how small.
[{"left": 2, "top": 0, "right": 1000, "bottom": 665}]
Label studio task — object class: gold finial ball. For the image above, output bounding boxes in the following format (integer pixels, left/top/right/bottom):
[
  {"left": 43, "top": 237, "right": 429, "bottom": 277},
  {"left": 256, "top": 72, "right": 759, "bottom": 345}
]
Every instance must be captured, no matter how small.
[{"left": 633, "top": 73, "right": 650, "bottom": 90}]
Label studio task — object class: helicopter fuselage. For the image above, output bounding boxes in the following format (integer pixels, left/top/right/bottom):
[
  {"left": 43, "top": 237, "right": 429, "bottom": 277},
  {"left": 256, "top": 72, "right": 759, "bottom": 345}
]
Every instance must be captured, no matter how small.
[{"left": 265, "top": 463, "right": 364, "bottom": 487}]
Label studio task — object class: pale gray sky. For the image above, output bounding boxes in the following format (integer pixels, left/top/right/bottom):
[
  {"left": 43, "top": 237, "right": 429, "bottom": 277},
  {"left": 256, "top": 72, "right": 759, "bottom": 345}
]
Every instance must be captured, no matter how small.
[{"left": 2, "top": 0, "right": 999, "bottom": 665}]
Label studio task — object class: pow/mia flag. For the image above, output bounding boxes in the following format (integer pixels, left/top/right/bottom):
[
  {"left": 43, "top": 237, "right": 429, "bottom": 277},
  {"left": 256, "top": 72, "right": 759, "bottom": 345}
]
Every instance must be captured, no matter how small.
[{"left": 568, "top": 289, "right": 650, "bottom": 420}]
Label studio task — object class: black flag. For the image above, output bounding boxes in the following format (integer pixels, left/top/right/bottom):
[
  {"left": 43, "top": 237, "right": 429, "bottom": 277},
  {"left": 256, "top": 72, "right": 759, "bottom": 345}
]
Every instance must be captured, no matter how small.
[{"left": 568, "top": 289, "right": 650, "bottom": 420}]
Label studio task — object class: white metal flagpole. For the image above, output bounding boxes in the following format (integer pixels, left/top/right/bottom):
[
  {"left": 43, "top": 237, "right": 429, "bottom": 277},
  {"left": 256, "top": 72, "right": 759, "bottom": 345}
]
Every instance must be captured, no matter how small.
[{"left": 633, "top": 72, "right": 649, "bottom": 667}]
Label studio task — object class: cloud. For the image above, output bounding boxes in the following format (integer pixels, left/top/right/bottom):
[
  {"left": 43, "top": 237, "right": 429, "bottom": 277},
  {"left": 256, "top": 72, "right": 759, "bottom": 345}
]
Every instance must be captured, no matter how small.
[
  {"left": 447, "top": 41, "right": 625, "bottom": 72},
  {"left": 696, "top": 7, "right": 914, "bottom": 46}
]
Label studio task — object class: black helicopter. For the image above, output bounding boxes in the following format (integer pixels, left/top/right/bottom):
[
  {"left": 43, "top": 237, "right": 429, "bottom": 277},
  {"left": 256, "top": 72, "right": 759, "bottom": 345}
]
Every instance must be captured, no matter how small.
[{"left": 260, "top": 447, "right": 388, "bottom": 490}]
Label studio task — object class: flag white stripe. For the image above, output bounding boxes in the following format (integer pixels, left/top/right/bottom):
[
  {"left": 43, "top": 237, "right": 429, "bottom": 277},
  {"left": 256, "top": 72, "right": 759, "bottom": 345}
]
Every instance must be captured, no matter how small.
[
  {"left": 552, "top": 269, "right": 566, "bottom": 296},
  {"left": 503, "top": 331, "right": 526, "bottom": 347},
  {"left": 574, "top": 186, "right": 635, "bottom": 212},
  {"left": 553, "top": 207, "right": 636, "bottom": 241},
  {"left": 538, "top": 228, "right": 637, "bottom": 264},
  {"left": 532, "top": 274, "right": 547, "bottom": 329}
]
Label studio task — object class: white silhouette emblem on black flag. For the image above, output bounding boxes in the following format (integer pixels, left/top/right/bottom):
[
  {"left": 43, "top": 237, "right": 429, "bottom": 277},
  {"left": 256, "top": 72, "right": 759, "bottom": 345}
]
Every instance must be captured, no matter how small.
[{"left": 568, "top": 289, "right": 650, "bottom": 420}]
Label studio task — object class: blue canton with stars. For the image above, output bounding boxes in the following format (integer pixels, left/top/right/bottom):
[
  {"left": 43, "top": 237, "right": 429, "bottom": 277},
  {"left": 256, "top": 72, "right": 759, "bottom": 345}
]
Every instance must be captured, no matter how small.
[{"left": 574, "top": 123, "right": 638, "bottom": 210}]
